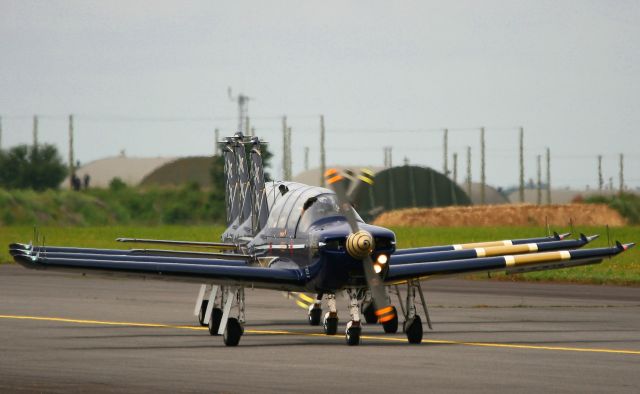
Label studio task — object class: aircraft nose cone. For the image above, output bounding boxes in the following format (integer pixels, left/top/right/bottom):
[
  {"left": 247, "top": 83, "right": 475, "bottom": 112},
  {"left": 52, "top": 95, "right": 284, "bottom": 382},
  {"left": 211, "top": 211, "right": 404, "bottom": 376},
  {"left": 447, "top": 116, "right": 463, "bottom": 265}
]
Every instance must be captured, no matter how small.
[{"left": 346, "top": 230, "right": 374, "bottom": 259}]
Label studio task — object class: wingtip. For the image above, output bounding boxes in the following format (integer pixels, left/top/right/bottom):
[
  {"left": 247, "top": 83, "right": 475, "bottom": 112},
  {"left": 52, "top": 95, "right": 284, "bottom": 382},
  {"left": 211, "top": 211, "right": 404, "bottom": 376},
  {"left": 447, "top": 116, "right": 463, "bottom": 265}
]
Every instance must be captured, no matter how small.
[
  {"left": 12, "top": 252, "right": 42, "bottom": 269},
  {"left": 557, "top": 232, "right": 571, "bottom": 240},
  {"left": 586, "top": 234, "right": 600, "bottom": 242},
  {"left": 9, "top": 243, "right": 30, "bottom": 250},
  {"left": 615, "top": 241, "right": 635, "bottom": 251},
  {"left": 9, "top": 248, "right": 25, "bottom": 257}
]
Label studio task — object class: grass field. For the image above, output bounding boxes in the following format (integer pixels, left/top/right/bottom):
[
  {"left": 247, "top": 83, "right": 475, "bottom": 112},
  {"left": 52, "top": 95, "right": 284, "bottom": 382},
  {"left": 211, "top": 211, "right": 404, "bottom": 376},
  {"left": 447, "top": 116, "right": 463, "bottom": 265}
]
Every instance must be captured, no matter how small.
[{"left": 2, "top": 225, "right": 638, "bottom": 286}]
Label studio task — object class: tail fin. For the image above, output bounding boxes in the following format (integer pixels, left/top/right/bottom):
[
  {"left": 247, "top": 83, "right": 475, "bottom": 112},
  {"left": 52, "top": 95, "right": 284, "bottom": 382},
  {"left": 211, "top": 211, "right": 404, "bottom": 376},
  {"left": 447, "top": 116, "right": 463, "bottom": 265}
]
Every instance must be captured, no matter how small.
[
  {"left": 222, "top": 132, "right": 253, "bottom": 226},
  {"left": 232, "top": 133, "right": 253, "bottom": 225},
  {"left": 249, "top": 137, "right": 269, "bottom": 234},
  {"left": 222, "top": 137, "right": 240, "bottom": 226},
  {"left": 221, "top": 132, "right": 266, "bottom": 242}
]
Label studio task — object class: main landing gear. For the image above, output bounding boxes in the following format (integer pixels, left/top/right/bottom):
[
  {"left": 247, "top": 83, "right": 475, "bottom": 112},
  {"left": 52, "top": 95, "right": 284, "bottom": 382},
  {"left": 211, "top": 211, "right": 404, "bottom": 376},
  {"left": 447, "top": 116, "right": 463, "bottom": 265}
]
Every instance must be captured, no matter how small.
[
  {"left": 194, "top": 284, "right": 245, "bottom": 346},
  {"left": 397, "top": 280, "right": 432, "bottom": 344}
]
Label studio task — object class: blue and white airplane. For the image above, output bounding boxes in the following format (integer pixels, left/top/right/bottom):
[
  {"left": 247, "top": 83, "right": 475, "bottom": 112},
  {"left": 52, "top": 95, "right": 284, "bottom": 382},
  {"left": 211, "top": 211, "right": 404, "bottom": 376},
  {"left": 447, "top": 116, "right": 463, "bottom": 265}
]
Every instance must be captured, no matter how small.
[{"left": 9, "top": 133, "right": 634, "bottom": 346}]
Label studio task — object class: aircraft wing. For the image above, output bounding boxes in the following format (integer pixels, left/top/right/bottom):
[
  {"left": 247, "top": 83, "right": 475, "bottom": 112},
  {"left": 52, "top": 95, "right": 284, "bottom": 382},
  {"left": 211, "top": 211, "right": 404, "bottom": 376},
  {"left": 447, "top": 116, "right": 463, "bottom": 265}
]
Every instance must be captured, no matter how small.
[
  {"left": 9, "top": 244, "right": 309, "bottom": 291},
  {"left": 385, "top": 242, "right": 634, "bottom": 283},
  {"left": 392, "top": 232, "right": 571, "bottom": 255},
  {"left": 389, "top": 235, "right": 596, "bottom": 266}
]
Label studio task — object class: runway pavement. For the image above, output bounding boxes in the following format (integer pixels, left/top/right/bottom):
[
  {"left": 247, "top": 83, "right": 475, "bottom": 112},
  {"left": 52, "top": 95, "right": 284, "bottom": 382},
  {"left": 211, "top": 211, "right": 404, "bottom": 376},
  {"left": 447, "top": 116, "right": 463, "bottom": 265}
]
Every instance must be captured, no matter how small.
[{"left": 0, "top": 264, "right": 639, "bottom": 393}]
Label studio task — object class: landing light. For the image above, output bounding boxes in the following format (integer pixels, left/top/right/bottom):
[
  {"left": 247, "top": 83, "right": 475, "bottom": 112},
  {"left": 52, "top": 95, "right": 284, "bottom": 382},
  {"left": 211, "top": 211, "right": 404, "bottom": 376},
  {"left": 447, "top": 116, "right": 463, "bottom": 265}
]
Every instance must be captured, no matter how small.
[
  {"left": 373, "top": 264, "right": 382, "bottom": 274},
  {"left": 376, "top": 254, "right": 388, "bottom": 265}
]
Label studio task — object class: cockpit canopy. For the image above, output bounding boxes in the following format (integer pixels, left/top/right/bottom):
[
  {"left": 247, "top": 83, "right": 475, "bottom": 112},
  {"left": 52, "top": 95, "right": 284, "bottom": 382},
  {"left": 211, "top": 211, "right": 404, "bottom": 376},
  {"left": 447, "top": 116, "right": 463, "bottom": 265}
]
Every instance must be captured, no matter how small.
[{"left": 262, "top": 182, "right": 363, "bottom": 238}]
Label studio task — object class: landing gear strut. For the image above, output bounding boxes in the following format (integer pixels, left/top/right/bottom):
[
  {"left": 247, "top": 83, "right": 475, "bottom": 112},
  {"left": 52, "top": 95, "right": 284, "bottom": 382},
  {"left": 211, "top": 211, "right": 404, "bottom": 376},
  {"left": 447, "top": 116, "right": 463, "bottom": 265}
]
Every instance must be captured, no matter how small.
[
  {"left": 323, "top": 293, "right": 338, "bottom": 335},
  {"left": 211, "top": 286, "right": 245, "bottom": 346},
  {"left": 345, "top": 288, "right": 364, "bottom": 346},
  {"left": 399, "top": 280, "right": 432, "bottom": 344},
  {"left": 195, "top": 284, "right": 224, "bottom": 334},
  {"left": 198, "top": 300, "right": 209, "bottom": 326},
  {"left": 308, "top": 293, "right": 323, "bottom": 326}
]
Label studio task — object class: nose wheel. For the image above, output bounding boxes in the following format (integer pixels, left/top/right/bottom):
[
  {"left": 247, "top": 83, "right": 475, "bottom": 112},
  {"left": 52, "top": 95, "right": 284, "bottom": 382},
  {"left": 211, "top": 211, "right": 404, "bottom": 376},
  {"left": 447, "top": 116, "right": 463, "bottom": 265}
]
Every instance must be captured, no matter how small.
[
  {"left": 381, "top": 307, "right": 398, "bottom": 333},
  {"left": 308, "top": 294, "right": 324, "bottom": 326},
  {"left": 345, "top": 321, "right": 361, "bottom": 346},
  {"left": 344, "top": 289, "right": 365, "bottom": 345},
  {"left": 362, "top": 292, "right": 398, "bottom": 333},
  {"left": 323, "top": 312, "right": 338, "bottom": 335},
  {"left": 308, "top": 307, "right": 322, "bottom": 326},
  {"left": 362, "top": 301, "right": 377, "bottom": 324}
]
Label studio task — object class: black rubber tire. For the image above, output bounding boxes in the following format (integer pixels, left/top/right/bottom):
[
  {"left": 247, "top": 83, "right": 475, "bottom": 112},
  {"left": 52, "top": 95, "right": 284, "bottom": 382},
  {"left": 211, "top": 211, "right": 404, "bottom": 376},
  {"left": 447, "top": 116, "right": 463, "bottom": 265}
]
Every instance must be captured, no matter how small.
[
  {"left": 207, "top": 308, "right": 223, "bottom": 336},
  {"left": 323, "top": 317, "right": 338, "bottom": 335},
  {"left": 405, "top": 315, "right": 423, "bottom": 344},
  {"left": 198, "top": 300, "right": 208, "bottom": 326},
  {"left": 382, "top": 306, "right": 398, "bottom": 334},
  {"left": 308, "top": 308, "right": 322, "bottom": 326},
  {"left": 362, "top": 302, "right": 377, "bottom": 324},
  {"left": 223, "top": 318, "right": 243, "bottom": 346},
  {"left": 346, "top": 326, "right": 361, "bottom": 346}
]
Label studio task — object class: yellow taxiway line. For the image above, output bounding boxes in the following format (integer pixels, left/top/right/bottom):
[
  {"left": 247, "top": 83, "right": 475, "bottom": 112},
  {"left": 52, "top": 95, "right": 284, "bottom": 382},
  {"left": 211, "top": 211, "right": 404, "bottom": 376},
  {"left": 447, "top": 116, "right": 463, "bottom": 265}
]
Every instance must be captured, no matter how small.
[{"left": 1, "top": 314, "right": 639, "bottom": 356}]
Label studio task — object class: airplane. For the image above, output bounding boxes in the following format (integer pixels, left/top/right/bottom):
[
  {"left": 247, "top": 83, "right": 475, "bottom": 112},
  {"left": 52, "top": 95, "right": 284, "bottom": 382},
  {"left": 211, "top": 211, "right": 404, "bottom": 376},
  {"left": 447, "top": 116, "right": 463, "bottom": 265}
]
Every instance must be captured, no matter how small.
[{"left": 9, "top": 132, "right": 634, "bottom": 346}]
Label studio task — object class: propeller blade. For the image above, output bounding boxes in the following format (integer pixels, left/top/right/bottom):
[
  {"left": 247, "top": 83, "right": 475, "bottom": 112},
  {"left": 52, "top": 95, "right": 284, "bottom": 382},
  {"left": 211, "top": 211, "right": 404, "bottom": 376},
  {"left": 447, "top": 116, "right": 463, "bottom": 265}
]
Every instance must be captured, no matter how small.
[
  {"left": 325, "top": 169, "right": 360, "bottom": 233},
  {"left": 362, "top": 255, "right": 393, "bottom": 321},
  {"left": 324, "top": 168, "right": 395, "bottom": 323},
  {"left": 347, "top": 168, "right": 374, "bottom": 203}
]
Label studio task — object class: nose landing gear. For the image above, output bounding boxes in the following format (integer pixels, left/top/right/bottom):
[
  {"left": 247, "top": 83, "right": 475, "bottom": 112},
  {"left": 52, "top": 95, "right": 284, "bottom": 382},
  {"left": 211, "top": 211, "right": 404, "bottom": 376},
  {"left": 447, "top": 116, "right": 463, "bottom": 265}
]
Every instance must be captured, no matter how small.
[
  {"left": 345, "top": 320, "right": 361, "bottom": 346},
  {"left": 323, "top": 293, "right": 338, "bottom": 335},
  {"left": 308, "top": 293, "right": 323, "bottom": 326},
  {"left": 381, "top": 307, "right": 398, "bottom": 334},
  {"left": 344, "top": 288, "right": 365, "bottom": 345},
  {"left": 362, "top": 290, "right": 398, "bottom": 333}
]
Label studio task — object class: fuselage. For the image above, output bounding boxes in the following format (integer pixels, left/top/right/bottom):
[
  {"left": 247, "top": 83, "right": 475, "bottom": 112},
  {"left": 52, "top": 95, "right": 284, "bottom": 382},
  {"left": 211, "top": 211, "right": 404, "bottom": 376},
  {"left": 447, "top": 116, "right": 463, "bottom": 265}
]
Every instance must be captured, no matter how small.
[{"left": 247, "top": 181, "right": 396, "bottom": 292}]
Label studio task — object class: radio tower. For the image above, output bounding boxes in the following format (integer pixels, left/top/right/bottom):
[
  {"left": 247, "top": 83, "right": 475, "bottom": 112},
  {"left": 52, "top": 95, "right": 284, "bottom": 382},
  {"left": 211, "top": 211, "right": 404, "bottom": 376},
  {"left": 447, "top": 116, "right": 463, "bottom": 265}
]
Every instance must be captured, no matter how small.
[{"left": 228, "top": 87, "right": 251, "bottom": 134}]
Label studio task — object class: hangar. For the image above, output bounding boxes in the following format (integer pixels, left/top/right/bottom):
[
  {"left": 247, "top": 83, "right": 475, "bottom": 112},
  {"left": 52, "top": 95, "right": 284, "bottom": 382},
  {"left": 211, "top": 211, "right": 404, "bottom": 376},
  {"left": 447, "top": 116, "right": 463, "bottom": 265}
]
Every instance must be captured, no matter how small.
[
  {"left": 62, "top": 156, "right": 215, "bottom": 188},
  {"left": 294, "top": 165, "right": 471, "bottom": 220}
]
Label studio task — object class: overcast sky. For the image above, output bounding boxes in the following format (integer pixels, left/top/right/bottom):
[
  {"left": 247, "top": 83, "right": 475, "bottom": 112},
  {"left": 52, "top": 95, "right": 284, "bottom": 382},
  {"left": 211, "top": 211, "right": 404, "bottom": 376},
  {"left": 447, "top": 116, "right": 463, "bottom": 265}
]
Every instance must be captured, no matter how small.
[{"left": 1, "top": 0, "right": 638, "bottom": 189}]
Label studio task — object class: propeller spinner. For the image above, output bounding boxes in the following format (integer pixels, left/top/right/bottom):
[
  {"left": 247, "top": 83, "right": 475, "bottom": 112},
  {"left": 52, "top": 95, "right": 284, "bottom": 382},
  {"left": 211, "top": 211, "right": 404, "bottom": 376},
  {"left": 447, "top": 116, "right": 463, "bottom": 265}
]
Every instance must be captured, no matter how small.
[{"left": 324, "top": 168, "right": 395, "bottom": 324}]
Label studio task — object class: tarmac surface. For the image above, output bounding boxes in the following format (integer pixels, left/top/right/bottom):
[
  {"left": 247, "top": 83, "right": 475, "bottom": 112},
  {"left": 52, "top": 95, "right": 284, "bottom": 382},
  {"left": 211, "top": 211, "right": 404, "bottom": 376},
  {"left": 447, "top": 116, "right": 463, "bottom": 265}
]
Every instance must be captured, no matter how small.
[{"left": 1, "top": 264, "right": 639, "bottom": 393}]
